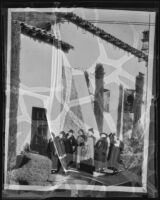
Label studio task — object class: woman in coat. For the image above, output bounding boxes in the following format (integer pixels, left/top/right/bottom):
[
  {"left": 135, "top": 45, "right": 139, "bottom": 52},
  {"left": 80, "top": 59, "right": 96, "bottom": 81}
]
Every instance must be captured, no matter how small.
[
  {"left": 76, "top": 129, "right": 86, "bottom": 169},
  {"left": 81, "top": 128, "right": 95, "bottom": 166},
  {"left": 94, "top": 133, "right": 108, "bottom": 172},
  {"left": 80, "top": 128, "right": 95, "bottom": 174},
  {"left": 107, "top": 134, "right": 124, "bottom": 172}
]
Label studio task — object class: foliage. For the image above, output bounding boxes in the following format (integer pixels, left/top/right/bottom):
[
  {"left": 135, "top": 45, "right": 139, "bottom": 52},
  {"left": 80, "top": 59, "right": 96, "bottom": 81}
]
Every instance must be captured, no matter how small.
[{"left": 121, "top": 123, "right": 144, "bottom": 176}]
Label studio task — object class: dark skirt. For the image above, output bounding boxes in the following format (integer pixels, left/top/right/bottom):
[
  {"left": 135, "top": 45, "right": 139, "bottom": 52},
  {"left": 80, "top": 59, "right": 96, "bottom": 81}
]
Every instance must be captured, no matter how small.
[
  {"left": 108, "top": 145, "right": 120, "bottom": 170},
  {"left": 80, "top": 158, "right": 95, "bottom": 174}
]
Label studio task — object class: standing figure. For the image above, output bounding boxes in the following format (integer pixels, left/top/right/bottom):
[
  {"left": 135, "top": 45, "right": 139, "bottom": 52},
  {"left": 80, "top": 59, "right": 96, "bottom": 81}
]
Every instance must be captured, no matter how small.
[
  {"left": 105, "top": 133, "right": 110, "bottom": 168},
  {"left": 65, "top": 129, "right": 77, "bottom": 168},
  {"left": 87, "top": 128, "right": 95, "bottom": 166},
  {"left": 63, "top": 132, "right": 68, "bottom": 142},
  {"left": 107, "top": 133, "right": 115, "bottom": 162},
  {"left": 80, "top": 128, "right": 95, "bottom": 174},
  {"left": 107, "top": 134, "right": 124, "bottom": 172},
  {"left": 47, "top": 138, "right": 56, "bottom": 170},
  {"left": 94, "top": 133, "right": 108, "bottom": 172},
  {"left": 52, "top": 132, "right": 67, "bottom": 173},
  {"left": 117, "top": 137, "right": 124, "bottom": 165},
  {"left": 76, "top": 129, "right": 86, "bottom": 169}
]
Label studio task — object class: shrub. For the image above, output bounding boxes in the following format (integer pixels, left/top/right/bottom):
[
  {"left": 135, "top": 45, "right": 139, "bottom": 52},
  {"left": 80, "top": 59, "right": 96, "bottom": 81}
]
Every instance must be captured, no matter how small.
[
  {"left": 121, "top": 123, "right": 144, "bottom": 175},
  {"left": 7, "top": 170, "right": 19, "bottom": 185},
  {"left": 7, "top": 152, "right": 52, "bottom": 185}
]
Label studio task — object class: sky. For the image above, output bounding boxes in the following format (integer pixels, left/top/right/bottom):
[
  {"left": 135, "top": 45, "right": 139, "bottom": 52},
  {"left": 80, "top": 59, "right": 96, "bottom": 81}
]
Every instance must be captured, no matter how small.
[
  {"left": 15, "top": 8, "right": 154, "bottom": 153},
  {"left": 19, "top": 9, "right": 150, "bottom": 89}
]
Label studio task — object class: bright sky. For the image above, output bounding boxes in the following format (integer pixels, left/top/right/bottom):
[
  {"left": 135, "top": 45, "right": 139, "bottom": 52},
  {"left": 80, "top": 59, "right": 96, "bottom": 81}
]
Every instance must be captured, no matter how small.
[{"left": 20, "top": 9, "right": 150, "bottom": 90}]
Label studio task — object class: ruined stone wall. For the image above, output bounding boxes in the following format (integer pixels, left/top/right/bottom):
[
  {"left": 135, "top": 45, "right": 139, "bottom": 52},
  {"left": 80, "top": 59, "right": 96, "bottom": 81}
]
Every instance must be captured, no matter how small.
[{"left": 94, "top": 64, "right": 104, "bottom": 133}]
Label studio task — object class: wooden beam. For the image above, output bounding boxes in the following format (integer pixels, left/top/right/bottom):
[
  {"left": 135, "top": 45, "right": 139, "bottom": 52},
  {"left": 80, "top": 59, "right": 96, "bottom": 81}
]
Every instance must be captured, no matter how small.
[
  {"left": 16, "top": 21, "right": 74, "bottom": 53},
  {"left": 57, "top": 12, "right": 148, "bottom": 62}
]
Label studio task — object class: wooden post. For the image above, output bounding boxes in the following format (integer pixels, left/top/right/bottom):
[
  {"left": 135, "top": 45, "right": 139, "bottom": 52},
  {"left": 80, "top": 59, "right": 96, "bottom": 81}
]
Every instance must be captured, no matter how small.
[
  {"left": 117, "top": 84, "right": 124, "bottom": 138},
  {"left": 7, "top": 20, "right": 21, "bottom": 170},
  {"left": 147, "top": 13, "right": 158, "bottom": 198}
]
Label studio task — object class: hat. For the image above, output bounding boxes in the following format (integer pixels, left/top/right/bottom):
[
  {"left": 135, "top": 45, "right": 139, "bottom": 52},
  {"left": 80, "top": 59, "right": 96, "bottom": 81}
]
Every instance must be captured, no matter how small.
[
  {"left": 88, "top": 128, "right": 94, "bottom": 133},
  {"left": 78, "top": 129, "right": 85, "bottom": 134},
  {"left": 100, "top": 132, "right": 106, "bottom": 137},
  {"left": 109, "top": 133, "right": 114, "bottom": 138},
  {"left": 59, "top": 131, "right": 65, "bottom": 136},
  {"left": 68, "top": 129, "right": 74, "bottom": 134}
]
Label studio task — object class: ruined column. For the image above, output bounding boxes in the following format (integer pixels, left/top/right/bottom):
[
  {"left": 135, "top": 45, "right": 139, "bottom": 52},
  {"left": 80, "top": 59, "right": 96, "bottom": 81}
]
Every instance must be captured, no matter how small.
[
  {"left": 94, "top": 64, "right": 104, "bottom": 133},
  {"left": 132, "top": 72, "right": 144, "bottom": 138},
  {"left": 117, "top": 84, "right": 124, "bottom": 138}
]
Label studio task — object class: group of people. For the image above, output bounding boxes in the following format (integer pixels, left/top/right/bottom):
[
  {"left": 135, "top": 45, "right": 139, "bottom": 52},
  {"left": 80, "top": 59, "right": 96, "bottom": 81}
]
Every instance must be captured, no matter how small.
[{"left": 47, "top": 128, "right": 124, "bottom": 174}]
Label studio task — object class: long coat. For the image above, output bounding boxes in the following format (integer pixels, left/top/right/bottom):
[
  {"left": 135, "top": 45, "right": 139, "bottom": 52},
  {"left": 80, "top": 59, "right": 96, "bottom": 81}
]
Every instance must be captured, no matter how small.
[
  {"left": 76, "top": 135, "right": 85, "bottom": 164},
  {"left": 54, "top": 136, "right": 66, "bottom": 157},
  {"left": 95, "top": 138, "right": 108, "bottom": 162},
  {"left": 81, "top": 136, "right": 95, "bottom": 165},
  {"left": 108, "top": 140, "right": 124, "bottom": 169},
  {"left": 47, "top": 140, "right": 56, "bottom": 159},
  {"left": 65, "top": 135, "right": 77, "bottom": 154}
]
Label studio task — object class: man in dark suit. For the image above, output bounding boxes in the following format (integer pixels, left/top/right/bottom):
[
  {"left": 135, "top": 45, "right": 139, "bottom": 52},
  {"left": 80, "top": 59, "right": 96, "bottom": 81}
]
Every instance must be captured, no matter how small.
[
  {"left": 47, "top": 138, "right": 56, "bottom": 171},
  {"left": 65, "top": 129, "right": 77, "bottom": 168}
]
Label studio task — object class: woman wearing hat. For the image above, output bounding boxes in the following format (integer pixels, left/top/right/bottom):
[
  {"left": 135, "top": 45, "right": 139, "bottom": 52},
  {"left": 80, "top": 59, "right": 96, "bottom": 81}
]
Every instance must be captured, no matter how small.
[
  {"left": 80, "top": 128, "right": 95, "bottom": 174},
  {"left": 47, "top": 137, "right": 56, "bottom": 171},
  {"left": 94, "top": 132, "right": 108, "bottom": 172},
  {"left": 76, "top": 129, "right": 86, "bottom": 169},
  {"left": 107, "top": 134, "right": 124, "bottom": 173}
]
